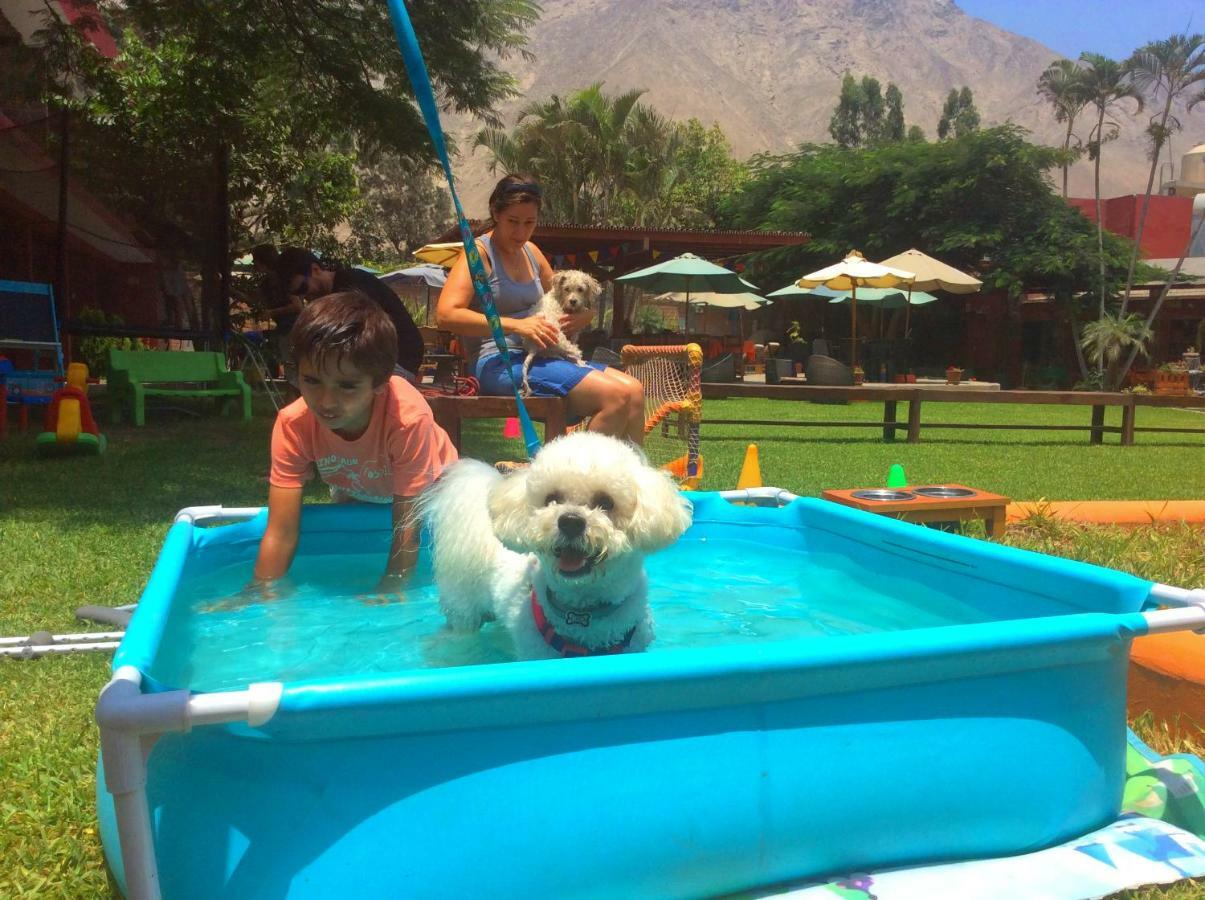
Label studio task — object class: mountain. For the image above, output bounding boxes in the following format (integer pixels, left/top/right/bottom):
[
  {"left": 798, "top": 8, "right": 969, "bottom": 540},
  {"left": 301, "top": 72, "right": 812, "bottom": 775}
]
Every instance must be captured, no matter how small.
[{"left": 444, "top": 0, "right": 1205, "bottom": 219}]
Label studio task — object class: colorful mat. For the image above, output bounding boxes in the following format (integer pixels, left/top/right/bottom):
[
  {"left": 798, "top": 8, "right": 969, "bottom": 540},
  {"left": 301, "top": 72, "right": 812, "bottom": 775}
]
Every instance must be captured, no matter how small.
[{"left": 758, "top": 730, "right": 1205, "bottom": 899}]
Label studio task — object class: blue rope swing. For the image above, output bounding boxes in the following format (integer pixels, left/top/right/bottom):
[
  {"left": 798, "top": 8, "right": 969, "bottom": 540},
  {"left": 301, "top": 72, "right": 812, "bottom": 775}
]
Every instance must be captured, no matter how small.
[{"left": 384, "top": 0, "right": 542, "bottom": 458}]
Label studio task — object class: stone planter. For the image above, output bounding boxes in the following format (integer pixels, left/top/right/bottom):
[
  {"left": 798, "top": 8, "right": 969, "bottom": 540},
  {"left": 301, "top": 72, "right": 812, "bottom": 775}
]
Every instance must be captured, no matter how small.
[{"left": 1154, "top": 371, "right": 1190, "bottom": 396}]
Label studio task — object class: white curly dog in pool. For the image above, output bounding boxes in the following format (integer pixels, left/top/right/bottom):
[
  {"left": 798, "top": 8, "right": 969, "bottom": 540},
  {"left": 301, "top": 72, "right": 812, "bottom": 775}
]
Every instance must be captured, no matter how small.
[{"left": 419, "top": 432, "right": 693, "bottom": 660}]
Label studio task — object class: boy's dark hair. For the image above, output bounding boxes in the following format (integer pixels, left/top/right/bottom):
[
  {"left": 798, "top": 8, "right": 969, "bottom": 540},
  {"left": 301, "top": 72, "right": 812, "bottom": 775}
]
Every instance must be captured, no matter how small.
[
  {"left": 291, "top": 292, "right": 397, "bottom": 385},
  {"left": 250, "top": 244, "right": 278, "bottom": 268},
  {"left": 275, "top": 246, "right": 322, "bottom": 287}
]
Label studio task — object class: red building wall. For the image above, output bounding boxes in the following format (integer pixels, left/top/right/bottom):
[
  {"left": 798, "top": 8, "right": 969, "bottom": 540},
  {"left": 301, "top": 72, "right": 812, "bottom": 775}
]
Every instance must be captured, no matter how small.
[{"left": 1068, "top": 194, "right": 1193, "bottom": 258}]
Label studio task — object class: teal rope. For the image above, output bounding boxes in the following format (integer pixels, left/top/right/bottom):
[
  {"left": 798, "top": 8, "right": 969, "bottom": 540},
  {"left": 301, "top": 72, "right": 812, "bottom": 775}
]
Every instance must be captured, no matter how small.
[{"left": 384, "top": 0, "right": 542, "bottom": 457}]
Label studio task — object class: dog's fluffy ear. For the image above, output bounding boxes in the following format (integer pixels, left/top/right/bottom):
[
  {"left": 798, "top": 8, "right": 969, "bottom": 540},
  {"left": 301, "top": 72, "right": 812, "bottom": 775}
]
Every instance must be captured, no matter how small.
[
  {"left": 550, "top": 270, "right": 569, "bottom": 297},
  {"left": 627, "top": 464, "right": 693, "bottom": 552},
  {"left": 585, "top": 273, "right": 602, "bottom": 301},
  {"left": 487, "top": 466, "right": 533, "bottom": 548}
]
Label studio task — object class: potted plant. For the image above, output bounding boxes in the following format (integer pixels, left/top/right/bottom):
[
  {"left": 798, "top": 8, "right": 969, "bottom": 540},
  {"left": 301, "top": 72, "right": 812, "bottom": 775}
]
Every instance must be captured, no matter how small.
[
  {"left": 852, "top": 365, "right": 865, "bottom": 386},
  {"left": 946, "top": 365, "right": 963, "bottom": 385}
]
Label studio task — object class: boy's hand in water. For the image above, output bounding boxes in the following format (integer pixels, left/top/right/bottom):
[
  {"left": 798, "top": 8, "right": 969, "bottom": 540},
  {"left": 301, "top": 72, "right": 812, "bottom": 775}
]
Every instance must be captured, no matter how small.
[
  {"left": 202, "top": 578, "right": 286, "bottom": 612},
  {"left": 360, "top": 572, "right": 409, "bottom": 605}
]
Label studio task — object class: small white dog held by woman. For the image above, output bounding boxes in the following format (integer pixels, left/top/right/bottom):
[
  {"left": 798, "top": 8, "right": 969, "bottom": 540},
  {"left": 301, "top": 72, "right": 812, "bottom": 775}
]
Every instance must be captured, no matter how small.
[
  {"left": 419, "top": 432, "right": 693, "bottom": 660},
  {"left": 520, "top": 269, "right": 601, "bottom": 396}
]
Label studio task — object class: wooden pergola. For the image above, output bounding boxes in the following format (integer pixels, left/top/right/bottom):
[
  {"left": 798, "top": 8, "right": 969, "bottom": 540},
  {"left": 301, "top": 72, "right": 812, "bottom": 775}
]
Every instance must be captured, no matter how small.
[{"left": 436, "top": 222, "right": 810, "bottom": 336}]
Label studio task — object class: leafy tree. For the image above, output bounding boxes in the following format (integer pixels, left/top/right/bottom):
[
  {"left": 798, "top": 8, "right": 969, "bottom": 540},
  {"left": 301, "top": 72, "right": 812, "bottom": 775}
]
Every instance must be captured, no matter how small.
[
  {"left": 828, "top": 73, "right": 863, "bottom": 148},
  {"left": 937, "top": 87, "right": 980, "bottom": 139},
  {"left": 346, "top": 154, "right": 452, "bottom": 265},
  {"left": 906, "top": 124, "right": 926, "bottom": 142},
  {"left": 1120, "top": 32, "right": 1205, "bottom": 313},
  {"left": 828, "top": 74, "right": 907, "bottom": 147},
  {"left": 32, "top": 0, "right": 538, "bottom": 328},
  {"left": 720, "top": 126, "right": 1143, "bottom": 381},
  {"left": 1036, "top": 59, "right": 1090, "bottom": 197},
  {"left": 1077, "top": 52, "right": 1144, "bottom": 321},
  {"left": 884, "top": 84, "right": 906, "bottom": 143},
  {"left": 657, "top": 120, "right": 748, "bottom": 228}
]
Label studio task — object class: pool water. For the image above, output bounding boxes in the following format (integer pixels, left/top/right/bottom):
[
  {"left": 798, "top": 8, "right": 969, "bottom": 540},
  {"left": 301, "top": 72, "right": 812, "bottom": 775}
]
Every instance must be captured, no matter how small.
[{"left": 156, "top": 535, "right": 1022, "bottom": 693}]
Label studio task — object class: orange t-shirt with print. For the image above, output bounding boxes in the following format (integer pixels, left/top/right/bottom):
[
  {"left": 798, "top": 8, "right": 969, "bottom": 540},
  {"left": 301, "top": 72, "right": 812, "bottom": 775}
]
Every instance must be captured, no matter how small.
[{"left": 270, "top": 376, "right": 457, "bottom": 501}]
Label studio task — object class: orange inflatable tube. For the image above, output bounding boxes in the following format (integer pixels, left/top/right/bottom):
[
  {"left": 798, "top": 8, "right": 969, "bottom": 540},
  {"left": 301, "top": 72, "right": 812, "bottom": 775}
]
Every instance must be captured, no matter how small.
[
  {"left": 1007, "top": 500, "right": 1205, "bottom": 525},
  {"left": 1129, "top": 632, "right": 1205, "bottom": 727}
]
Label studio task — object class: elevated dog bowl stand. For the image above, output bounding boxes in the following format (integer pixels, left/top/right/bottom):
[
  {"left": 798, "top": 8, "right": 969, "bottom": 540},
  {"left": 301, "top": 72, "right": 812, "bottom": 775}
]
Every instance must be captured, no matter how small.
[{"left": 821, "top": 484, "right": 1010, "bottom": 538}]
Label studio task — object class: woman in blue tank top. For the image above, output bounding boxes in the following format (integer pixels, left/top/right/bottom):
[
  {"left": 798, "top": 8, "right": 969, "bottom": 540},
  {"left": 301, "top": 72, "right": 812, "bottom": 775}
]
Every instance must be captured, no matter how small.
[{"left": 436, "top": 174, "right": 647, "bottom": 444}]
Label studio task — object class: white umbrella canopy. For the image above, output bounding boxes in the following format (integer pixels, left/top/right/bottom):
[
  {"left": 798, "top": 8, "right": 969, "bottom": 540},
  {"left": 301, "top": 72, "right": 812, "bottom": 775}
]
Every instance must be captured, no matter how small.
[
  {"left": 794, "top": 250, "right": 914, "bottom": 367},
  {"left": 876, "top": 248, "right": 982, "bottom": 293},
  {"left": 876, "top": 248, "right": 981, "bottom": 336}
]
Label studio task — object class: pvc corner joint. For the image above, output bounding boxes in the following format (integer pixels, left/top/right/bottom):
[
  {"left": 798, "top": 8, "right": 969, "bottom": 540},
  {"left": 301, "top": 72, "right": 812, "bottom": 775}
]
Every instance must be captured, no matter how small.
[{"left": 1144, "top": 585, "right": 1205, "bottom": 635}]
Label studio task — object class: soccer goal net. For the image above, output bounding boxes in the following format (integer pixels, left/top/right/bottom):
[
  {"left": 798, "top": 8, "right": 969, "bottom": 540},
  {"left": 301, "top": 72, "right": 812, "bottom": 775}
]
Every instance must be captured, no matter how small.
[{"left": 621, "top": 343, "right": 703, "bottom": 488}]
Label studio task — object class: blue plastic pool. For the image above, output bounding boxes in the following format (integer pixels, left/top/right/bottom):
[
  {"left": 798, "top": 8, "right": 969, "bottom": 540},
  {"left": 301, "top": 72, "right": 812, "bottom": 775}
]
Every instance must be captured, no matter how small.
[{"left": 98, "top": 493, "right": 1162, "bottom": 898}]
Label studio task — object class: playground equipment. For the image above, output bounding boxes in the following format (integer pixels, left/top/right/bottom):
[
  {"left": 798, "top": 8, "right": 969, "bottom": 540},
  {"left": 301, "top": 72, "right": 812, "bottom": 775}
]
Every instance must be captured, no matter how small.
[
  {"left": 36, "top": 362, "right": 106, "bottom": 456},
  {"left": 1, "top": 280, "right": 65, "bottom": 431},
  {"left": 622, "top": 343, "right": 703, "bottom": 488}
]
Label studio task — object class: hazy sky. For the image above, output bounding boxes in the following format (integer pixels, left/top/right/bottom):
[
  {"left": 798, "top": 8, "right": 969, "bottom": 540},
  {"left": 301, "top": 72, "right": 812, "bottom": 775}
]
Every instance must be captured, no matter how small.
[{"left": 957, "top": 0, "right": 1199, "bottom": 60}]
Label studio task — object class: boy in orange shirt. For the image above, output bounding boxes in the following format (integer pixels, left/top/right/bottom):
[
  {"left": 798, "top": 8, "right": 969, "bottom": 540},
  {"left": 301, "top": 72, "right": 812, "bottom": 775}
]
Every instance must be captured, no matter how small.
[{"left": 253, "top": 291, "right": 457, "bottom": 594}]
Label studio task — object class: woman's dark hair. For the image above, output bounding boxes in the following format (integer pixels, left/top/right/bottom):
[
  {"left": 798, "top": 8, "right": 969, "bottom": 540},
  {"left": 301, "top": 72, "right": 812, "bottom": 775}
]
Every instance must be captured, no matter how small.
[
  {"left": 487, "top": 173, "right": 542, "bottom": 220},
  {"left": 291, "top": 291, "right": 398, "bottom": 386}
]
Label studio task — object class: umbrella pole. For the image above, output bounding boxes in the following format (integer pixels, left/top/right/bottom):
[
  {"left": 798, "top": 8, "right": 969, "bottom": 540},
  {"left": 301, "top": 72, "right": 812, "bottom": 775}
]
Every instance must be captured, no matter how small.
[
  {"left": 905, "top": 285, "right": 913, "bottom": 338},
  {"left": 850, "top": 284, "right": 858, "bottom": 368}
]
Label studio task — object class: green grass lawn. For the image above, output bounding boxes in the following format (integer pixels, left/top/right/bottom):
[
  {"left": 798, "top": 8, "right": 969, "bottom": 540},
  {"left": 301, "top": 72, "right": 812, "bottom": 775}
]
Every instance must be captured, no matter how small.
[{"left": 1, "top": 396, "right": 1202, "bottom": 897}]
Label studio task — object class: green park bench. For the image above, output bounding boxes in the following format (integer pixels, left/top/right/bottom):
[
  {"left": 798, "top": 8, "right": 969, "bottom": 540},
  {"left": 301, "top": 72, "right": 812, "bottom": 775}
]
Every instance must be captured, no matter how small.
[{"left": 107, "top": 349, "right": 251, "bottom": 426}]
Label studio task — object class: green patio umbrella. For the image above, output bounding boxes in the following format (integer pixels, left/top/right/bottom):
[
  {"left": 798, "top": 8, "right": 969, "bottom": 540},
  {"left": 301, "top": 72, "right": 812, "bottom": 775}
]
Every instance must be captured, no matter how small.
[
  {"left": 617, "top": 253, "right": 758, "bottom": 334},
  {"left": 825, "top": 287, "right": 938, "bottom": 309}
]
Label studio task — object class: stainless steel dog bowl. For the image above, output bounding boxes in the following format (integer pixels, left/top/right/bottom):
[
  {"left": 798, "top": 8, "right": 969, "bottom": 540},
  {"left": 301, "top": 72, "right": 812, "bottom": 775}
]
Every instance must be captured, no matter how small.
[
  {"left": 913, "top": 486, "right": 977, "bottom": 498},
  {"left": 851, "top": 489, "right": 916, "bottom": 502}
]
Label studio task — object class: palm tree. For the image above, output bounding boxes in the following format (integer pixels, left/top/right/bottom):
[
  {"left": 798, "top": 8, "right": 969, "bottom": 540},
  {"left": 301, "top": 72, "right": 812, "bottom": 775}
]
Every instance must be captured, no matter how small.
[
  {"left": 1077, "top": 52, "right": 1144, "bottom": 322},
  {"left": 1036, "top": 59, "right": 1089, "bottom": 197},
  {"left": 475, "top": 84, "right": 691, "bottom": 227},
  {"left": 1120, "top": 32, "right": 1205, "bottom": 314},
  {"left": 1081, "top": 312, "right": 1152, "bottom": 390}
]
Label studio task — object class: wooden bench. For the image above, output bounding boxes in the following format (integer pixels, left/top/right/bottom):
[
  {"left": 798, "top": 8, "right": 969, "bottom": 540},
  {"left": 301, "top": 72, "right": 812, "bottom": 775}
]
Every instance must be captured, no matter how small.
[
  {"left": 701, "top": 383, "right": 1205, "bottom": 446},
  {"left": 108, "top": 349, "right": 251, "bottom": 426},
  {"left": 425, "top": 395, "right": 569, "bottom": 451}
]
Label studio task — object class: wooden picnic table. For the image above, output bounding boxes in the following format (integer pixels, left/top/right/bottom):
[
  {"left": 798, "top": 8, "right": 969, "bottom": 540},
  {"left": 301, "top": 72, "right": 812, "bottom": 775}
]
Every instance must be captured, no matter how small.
[{"left": 700, "top": 383, "right": 1205, "bottom": 445}]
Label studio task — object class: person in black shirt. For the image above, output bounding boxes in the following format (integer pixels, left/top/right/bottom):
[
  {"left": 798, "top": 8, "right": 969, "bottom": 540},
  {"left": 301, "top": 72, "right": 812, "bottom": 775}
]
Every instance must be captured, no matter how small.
[{"left": 274, "top": 247, "right": 425, "bottom": 379}]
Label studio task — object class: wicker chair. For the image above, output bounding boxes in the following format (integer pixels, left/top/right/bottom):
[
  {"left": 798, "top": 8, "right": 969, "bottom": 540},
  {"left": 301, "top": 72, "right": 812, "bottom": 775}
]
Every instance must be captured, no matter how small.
[
  {"left": 701, "top": 352, "right": 737, "bottom": 383},
  {"left": 804, "top": 353, "right": 854, "bottom": 386}
]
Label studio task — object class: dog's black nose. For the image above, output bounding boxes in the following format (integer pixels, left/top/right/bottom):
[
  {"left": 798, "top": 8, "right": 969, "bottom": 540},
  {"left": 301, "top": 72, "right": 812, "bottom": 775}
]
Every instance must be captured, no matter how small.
[{"left": 557, "top": 512, "right": 586, "bottom": 537}]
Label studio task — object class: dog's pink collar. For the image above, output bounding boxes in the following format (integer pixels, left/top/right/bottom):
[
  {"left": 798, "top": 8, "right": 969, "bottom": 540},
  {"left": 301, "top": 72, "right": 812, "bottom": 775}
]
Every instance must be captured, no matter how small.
[{"left": 530, "top": 587, "right": 636, "bottom": 658}]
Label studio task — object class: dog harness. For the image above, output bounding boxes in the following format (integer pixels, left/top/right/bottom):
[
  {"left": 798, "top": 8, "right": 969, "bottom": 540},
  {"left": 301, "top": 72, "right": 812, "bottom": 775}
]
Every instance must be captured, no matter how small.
[{"left": 530, "top": 587, "right": 636, "bottom": 657}]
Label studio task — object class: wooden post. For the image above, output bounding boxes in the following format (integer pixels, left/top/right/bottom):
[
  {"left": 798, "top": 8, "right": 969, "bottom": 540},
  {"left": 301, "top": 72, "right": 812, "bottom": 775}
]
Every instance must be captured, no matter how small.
[
  {"left": 907, "top": 392, "right": 922, "bottom": 443},
  {"left": 1089, "top": 405, "right": 1105, "bottom": 445},
  {"left": 883, "top": 399, "right": 897, "bottom": 442}
]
